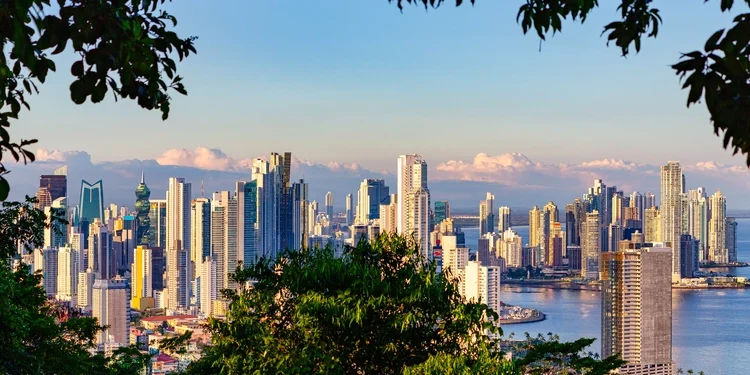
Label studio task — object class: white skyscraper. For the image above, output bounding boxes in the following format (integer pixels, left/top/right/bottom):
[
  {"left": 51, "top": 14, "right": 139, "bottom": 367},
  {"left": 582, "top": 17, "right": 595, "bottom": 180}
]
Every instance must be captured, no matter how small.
[
  {"left": 56, "top": 245, "right": 78, "bottom": 303},
  {"left": 582, "top": 211, "right": 601, "bottom": 280},
  {"left": 77, "top": 269, "right": 95, "bottom": 312},
  {"left": 166, "top": 177, "right": 192, "bottom": 253},
  {"left": 660, "top": 161, "right": 683, "bottom": 282},
  {"left": 463, "top": 261, "right": 502, "bottom": 318},
  {"left": 498, "top": 206, "right": 511, "bottom": 233},
  {"left": 345, "top": 194, "right": 354, "bottom": 226},
  {"left": 499, "top": 228, "right": 523, "bottom": 268},
  {"left": 708, "top": 189, "right": 728, "bottom": 264},
  {"left": 479, "top": 193, "right": 495, "bottom": 236},
  {"left": 397, "top": 154, "right": 431, "bottom": 259},
  {"left": 200, "top": 256, "right": 218, "bottom": 316},
  {"left": 190, "top": 197, "right": 211, "bottom": 272}
]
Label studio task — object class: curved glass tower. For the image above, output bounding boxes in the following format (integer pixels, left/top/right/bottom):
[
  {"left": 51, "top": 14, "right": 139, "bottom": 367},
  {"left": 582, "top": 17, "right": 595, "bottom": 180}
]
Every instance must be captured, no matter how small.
[{"left": 135, "top": 171, "right": 151, "bottom": 245}]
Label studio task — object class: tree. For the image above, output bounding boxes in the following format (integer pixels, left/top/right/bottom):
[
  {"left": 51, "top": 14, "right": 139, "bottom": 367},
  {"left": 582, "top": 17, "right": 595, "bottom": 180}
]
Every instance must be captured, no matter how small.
[
  {"left": 0, "top": 0, "right": 197, "bottom": 200},
  {"left": 0, "top": 197, "right": 150, "bottom": 374},
  {"left": 389, "top": 0, "right": 750, "bottom": 166},
  {"left": 187, "top": 234, "right": 622, "bottom": 374}
]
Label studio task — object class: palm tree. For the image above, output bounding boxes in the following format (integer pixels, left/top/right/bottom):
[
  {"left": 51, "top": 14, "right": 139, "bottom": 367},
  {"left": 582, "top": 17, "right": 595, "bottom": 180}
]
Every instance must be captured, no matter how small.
[{"left": 677, "top": 368, "right": 684, "bottom": 374}]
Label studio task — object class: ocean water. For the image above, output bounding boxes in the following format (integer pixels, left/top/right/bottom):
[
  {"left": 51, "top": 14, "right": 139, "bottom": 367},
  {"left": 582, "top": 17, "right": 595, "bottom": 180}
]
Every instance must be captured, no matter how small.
[{"left": 461, "top": 219, "right": 750, "bottom": 374}]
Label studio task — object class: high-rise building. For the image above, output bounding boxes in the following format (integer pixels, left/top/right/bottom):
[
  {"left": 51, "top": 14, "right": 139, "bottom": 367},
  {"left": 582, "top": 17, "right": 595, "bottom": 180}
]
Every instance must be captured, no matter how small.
[
  {"left": 498, "top": 206, "right": 511, "bottom": 234},
  {"left": 660, "top": 161, "right": 683, "bottom": 282},
  {"left": 166, "top": 244, "right": 190, "bottom": 311},
  {"left": 111, "top": 215, "right": 136, "bottom": 276},
  {"left": 629, "top": 191, "right": 645, "bottom": 226},
  {"left": 727, "top": 217, "right": 738, "bottom": 263},
  {"left": 499, "top": 228, "right": 523, "bottom": 268},
  {"left": 608, "top": 224, "right": 623, "bottom": 255},
  {"left": 434, "top": 201, "right": 450, "bottom": 227},
  {"left": 77, "top": 269, "right": 95, "bottom": 312},
  {"left": 566, "top": 198, "right": 586, "bottom": 246},
  {"left": 528, "top": 206, "right": 541, "bottom": 248},
  {"left": 191, "top": 197, "right": 211, "bottom": 270},
  {"left": 135, "top": 171, "right": 151, "bottom": 245},
  {"left": 39, "top": 166, "right": 68, "bottom": 202},
  {"left": 253, "top": 158, "right": 281, "bottom": 260},
  {"left": 611, "top": 192, "right": 624, "bottom": 225},
  {"left": 549, "top": 222, "right": 565, "bottom": 266},
  {"left": 644, "top": 192, "right": 657, "bottom": 211},
  {"left": 92, "top": 279, "right": 130, "bottom": 345},
  {"left": 131, "top": 245, "right": 154, "bottom": 310},
  {"left": 35, "top": 187, "right": 53, "bottom": 210},
  {"left": 199, "top": 256, "right": 217, "bottom": 316},
  {"left": 269, "top": 152, "right": 294, "bottom": 253},
  {"left": 686, "top": 188, "right": 708, "bottom": 261},
  {"left": 463, "top": 261, "right": 502, "bottom": 318},
  {"left": 325, "top": 191, "right": 334, "bottom": 224},
  {"left": 542, "top": 201, "right": 559, "bottom": 265},
  {"left": 602, "top": 244, "right": 673, "bottom": 375},
  {"left": 148, "top": 199, "right": 167, "bottom": 248},
  {"left": 34, "top": 247, "right": 58, "bottom": 297},
  {"left": 442, "top": 246, "right": 469, "bottom": 280},
  {"left": 345, "top": 194, "right": 354, "bottom": 226},
  {"left": 397, "top": 155, "right": 431, "bottom": 259},
  {"left": 708, "top": 189, "right": 728, "bottom": 264},
  {"left": 356, "top": 179, "right": 389, "bottom": 224},
  {"left": 582, "top": 211, "right": 600, "bottom": 280},
  {"left": 236, "top": 181, "right": 258, "bottom": 265},
  {"left": 644, "top": 207, "right": 661, "bottom": 243},
  {"left": 56, "top": 245, "right": 78, "bottom": 303},
  {"left": 292, "top": 180, "right": 309, "bottom": 250},
  {"left": 88, "top": 219, "right": 114, "bottom": 280},
  {"left": 166, "top": 177, "right": 192, "bottom": 255},
  {"left": 479, "top": 193, "right": 495, "bottom": 236},
  {"left": 680, "top": 234, "right": 699, "bottom": 278},
  {"left": 44, "top": 197, "right": 68, "bottom": 249},
  {"left": 379, "top": 194, "right": 398, "bottom": 234},
  {"left": 79, "top": 180, "right": 104, "bottom": 224},
  {"left": 210, "top": 191, "right": 229, "bottom": 291}
]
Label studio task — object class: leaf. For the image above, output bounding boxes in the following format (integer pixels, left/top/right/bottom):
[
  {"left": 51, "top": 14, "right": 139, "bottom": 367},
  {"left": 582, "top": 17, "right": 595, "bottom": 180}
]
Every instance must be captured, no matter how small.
[
  {"left": 0, "top": 177, "right": 7, "bottom": 201},
  {"left": 704, "top": 29, "right": 725, "bottom": 51},
  {"left": 71, "top": 60, "right": 83, "bottom": 76}
]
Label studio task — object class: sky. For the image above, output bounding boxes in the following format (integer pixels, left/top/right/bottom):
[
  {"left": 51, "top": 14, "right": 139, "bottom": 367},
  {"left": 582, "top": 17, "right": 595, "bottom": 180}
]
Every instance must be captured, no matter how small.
[{"left": 8, "top": 1, "right": 750, "bottom": 207}]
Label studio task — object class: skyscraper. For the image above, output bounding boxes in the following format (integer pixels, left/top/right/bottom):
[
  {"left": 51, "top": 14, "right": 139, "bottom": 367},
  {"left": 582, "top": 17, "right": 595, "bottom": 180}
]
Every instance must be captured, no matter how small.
[
  {"left": 325, "top": 191, "right": 334, "bottom": 224},
  {"left": 356, "top": 179, "right": 390, "bottom": 224},
  {"left": 92, "top": 279, "right": 130, "bottom": 346},
  {"left": 166, "top": 244, "right": 190, "bottom": 311},
  {"left": 88, "top": 219, "right": 114, "bottom": 280},
  {"left": 236, "top": 180, "right": 258, "bottom": 265},
  {"left": 582, "top": 211, "right": 600, "bottom": 280},
  {"left": 200, "top": 256, "right": 217, "bottom": 316},
  {"left": 434, "top": 201, "right": 450, "bottom": 227},
  {"left": 148, "top": 199, "right": 167, "bottom": 248},
  {"left": 602, "top": 243, "right": 673, "bottom": 375},
  {"left": 56, "top": 245, "right": 78, "bottom": 303},
  {"left": 79, "top": 180, "right": 104, "bottom": 230},
  {"left": 708, "top": 189, "right": 727, "bottom": 264},
  {"left": 498, "top": 206, "right": 511, "bottom": 234},
  {"left": 135, "top": 171, "right": 151, "bottom": 245},
  {"left": 345, "top": 194, "right": 354, "bottom": 226},
  {"left": 271, "top": 152, "right": 294, "bottom": 253},
  {"left": 253, "top": 158, "right": 280, "bottom": 260},
  {"left": 131, "top": 245, "right": 154, "bottom": 310},
  {"left": 39, "top": 166, "right": 67, "bottom": 203},
  {"left": 463, "top": 261, "right": 502, "bottom": 320},
  {"left": 660, "top": 161, "right": 683, "bottom": 282},
  {"left": 397, "top": 155, "right": 430, "bottom": 259},
  {"left": 191, "top": 197, "right": 211, "bottom": 269},
  {"left": 687, "top": 188, "right": 708, "bottom": 261},
  {"left": 210, "top": 191, "right": 229, "bottom": 291},
  {"left": 727, "top": 217, "right": 738, "bottom": 263},
  {"left": 565, "top": 198, "right": 586, "bottom": 246},
  {"left": 644, "top": 207, "right": 661, "bottom": 243},
  {"left": 479, "top": 193, "right": 495, "bottom": 236},
  {"left": 292, "top": 179, "right": 309, "bottom": 250},
  {"left": 629, "top": 191, "right": 645, "bottom": 226},
  {"left": 166, "top": 177, "right": 192, "bottom": 254},
  {"left": 542, "top": 201, "right": 558, "bottom": 265},
  {"left": 77, "top": 269, "right": 95, "bottom": 312},
  {"left": 528, "top": 206, "right": 541, "bottom": 248},
  {"left": 44, "top": 197, "right": 68, "bottom": 248},
  {"left": 680, "top": 234, "right": 699, "bottom": 278}
]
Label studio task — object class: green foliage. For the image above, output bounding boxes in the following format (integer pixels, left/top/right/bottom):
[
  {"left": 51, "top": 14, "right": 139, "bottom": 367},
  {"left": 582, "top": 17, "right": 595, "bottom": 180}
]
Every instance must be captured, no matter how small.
[
  {"left": 187, "top": 234, "right": 623, "bottom": 375},
  {"left": 0, "top": 0, "right": 196, "bottom": 199},
  {"left": 0, "top": 197, "right": 150, "bottom": 374},
  {"left": 188, "top": 233, "right": 498, "bottom": 375},
  {"left": 390, "top": 0, "right": 750, "bottom": 166}
]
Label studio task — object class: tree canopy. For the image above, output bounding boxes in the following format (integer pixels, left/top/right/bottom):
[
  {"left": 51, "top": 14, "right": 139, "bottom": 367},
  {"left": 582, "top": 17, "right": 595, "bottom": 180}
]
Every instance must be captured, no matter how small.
[
  {"left": 390, "top": 0, "right": 750, "bottom": 166},
  {"left": 187, "top": 234, "right": 623, "bottom": 374},
  {"left": 0, "top": 0, "right": 196, "bottom": 200}
]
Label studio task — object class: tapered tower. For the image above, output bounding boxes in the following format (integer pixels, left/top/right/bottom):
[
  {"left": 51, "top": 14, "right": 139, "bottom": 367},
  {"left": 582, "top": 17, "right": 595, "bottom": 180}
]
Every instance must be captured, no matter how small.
[{"left": 135, "top": 171, "right": 151, "bottom": 245}]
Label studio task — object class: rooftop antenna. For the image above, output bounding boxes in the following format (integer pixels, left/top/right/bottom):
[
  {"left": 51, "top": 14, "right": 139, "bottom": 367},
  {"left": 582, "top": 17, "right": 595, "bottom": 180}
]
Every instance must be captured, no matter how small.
[{"left": 201, "top": 179, "right": 204, "bottom": 198}]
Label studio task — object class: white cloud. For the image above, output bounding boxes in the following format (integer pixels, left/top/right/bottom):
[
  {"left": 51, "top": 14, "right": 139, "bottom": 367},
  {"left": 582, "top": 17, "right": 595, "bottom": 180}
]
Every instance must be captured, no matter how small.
[
  {"left": 35, "top": 148, "right": 92, "bottom": 165},
  {"left": 155, "top": 147, "right": 241, "bottom": 171}
]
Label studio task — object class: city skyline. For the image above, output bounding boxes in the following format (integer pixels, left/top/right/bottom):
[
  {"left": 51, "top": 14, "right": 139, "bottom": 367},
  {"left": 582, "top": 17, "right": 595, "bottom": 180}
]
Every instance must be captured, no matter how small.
[{"left": 9, "top": 147, "right": 750, "bottom": 209}]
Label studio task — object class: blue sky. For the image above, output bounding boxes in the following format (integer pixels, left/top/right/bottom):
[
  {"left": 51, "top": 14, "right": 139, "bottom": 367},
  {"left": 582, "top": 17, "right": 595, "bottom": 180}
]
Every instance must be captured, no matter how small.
[{"left": 13, "top": 0, "right": 748, "bottom": 171}]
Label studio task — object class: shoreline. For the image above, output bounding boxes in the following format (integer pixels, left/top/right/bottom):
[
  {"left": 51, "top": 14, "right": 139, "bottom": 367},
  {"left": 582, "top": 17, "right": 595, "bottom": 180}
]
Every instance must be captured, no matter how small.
[{"left": 504, "top": 279, "right": 748, "bottom": 290}]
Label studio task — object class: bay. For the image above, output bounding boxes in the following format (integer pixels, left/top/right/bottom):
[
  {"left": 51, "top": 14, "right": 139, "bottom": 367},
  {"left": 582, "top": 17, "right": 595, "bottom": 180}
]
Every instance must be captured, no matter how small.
[{"left": 460, "top": 219, "right": 750, "bottom": 374}]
